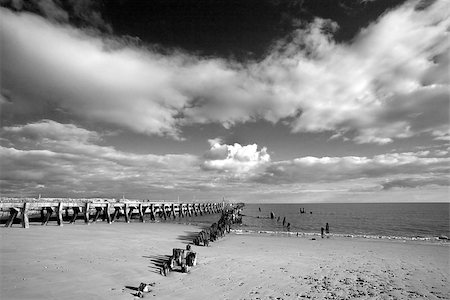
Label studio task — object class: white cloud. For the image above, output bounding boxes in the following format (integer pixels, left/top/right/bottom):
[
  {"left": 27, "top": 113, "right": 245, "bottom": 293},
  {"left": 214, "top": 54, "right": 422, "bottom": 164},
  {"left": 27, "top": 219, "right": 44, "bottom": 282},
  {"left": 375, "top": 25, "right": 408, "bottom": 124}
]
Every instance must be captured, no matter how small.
[
  {"left": 254, "top": 151, "right": 450, "bottom": 185},
  {"left": 0, "top": 121, "right": 201, "bottom": 198},
  {"left": 0, "top": 120, "right": 448, "bottom": 200},
  {"left": 1, "top": 1, "right": 449, "bottom": 144},
  {"left": 202, "top": 141, "right": 271, "bottom": 175}
]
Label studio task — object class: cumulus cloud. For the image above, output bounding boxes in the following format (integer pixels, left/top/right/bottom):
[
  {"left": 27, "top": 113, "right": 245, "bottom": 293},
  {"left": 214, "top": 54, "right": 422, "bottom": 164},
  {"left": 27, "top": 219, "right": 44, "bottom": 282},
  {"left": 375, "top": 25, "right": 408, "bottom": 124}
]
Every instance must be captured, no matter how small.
[
  {"left": 0, "top": 120, "right": 201, "bottom": 198},
  {"left": 0, "top": 120, "right": 448, "bottom": 200},
  {"left": 1, "top": 0, "right": 449, "bottom": 144},
  {"left": 202, "top": 140, "right": 271, "bottom": 174}
]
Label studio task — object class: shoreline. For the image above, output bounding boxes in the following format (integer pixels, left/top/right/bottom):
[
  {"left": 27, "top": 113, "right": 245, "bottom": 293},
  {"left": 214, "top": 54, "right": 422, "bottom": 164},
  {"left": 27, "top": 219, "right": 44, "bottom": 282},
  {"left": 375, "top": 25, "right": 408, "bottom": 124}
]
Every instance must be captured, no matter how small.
[
  {"left": 231, "top": 228, "right": 450, "bottom": 244},
  {"left": 1, "top": 221, "right": 449, "bottom": 299}
]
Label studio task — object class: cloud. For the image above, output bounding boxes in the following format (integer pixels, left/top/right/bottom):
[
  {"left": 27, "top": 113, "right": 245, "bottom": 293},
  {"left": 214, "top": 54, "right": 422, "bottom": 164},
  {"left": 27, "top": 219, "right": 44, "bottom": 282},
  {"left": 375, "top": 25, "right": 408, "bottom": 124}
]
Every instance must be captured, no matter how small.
[
  {"left": 253, "top": 152, "right": 450, "bottom": 185},
  {"left": 1, "top": 0, "right": 112, "bottom": 32},
  {"left": 258, "top": 0, "right": 450, "bottom": 143},
  {"left": 202, "top": 140, "right": 271, "bottom": 174},
  {"left": 1, "top": 0, "right": 449, "bottom": 144},
  {"left": 0, "top": 120, "right": 201, "bottom": 198},
  {"left": 0, "top": 120, "right": 448, "bottom": 200},
  {"left": 381, "top": 177, "right": 449, "bottom": 190}
]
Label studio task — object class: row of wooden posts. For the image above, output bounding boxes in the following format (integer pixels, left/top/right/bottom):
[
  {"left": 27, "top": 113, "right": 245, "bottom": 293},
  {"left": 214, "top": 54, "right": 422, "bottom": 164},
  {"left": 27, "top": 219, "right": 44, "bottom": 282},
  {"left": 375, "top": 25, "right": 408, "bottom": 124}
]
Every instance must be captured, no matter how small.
[{"left": 0, "top": 200, "right": 226, "bottom": 228}]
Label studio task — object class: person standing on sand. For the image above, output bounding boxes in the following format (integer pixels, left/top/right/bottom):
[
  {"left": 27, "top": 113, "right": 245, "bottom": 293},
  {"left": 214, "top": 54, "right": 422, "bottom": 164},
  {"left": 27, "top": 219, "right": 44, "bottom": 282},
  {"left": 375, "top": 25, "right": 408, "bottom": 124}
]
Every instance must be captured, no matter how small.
[
  {"left": 325, "top": 223, "right": 329, "bottom": 234},
  {"left": 321, "top": 227, "right": 324, "bottom": 238}
]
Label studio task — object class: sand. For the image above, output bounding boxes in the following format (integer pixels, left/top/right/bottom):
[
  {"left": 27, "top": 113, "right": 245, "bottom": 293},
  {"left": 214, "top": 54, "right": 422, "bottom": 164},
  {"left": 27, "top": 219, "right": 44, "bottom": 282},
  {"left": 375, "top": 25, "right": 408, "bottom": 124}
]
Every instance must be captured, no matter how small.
[{"left": 1, "top": 221, "right": 449, "bottom": 300}]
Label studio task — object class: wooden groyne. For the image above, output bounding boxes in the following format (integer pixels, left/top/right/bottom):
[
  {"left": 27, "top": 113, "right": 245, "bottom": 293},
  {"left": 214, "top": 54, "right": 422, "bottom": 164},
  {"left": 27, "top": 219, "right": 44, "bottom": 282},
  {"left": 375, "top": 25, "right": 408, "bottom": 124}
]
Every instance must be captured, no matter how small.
[{"left": 0, "top": 198, "right": 228, "bottom": 228}]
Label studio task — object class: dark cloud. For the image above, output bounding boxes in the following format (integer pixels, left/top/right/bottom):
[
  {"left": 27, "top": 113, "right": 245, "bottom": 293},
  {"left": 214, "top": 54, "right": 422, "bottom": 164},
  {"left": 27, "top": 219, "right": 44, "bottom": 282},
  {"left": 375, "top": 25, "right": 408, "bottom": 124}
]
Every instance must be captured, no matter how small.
[{"left": 0, "top": 0, "right": 112, "bottom": 32}]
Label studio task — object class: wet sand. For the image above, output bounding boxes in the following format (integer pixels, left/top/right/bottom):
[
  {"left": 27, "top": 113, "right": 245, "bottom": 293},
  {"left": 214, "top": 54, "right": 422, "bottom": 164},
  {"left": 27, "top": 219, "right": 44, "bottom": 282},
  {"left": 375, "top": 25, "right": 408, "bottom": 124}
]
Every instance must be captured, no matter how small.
[{"left": 1, "top": 222, "right": 448, "bottom": 299}]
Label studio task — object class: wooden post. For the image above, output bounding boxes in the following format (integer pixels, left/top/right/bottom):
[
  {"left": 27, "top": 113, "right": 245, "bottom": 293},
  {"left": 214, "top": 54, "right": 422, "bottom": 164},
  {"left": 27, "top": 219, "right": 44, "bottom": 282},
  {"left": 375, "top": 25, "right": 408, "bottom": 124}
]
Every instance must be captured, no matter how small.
[
  {"left": 163, "top": 205, "right": 168, "bottom": 220},
  {"left": 21, "top": 202, "right": 29, "bottom": 228},
  {"left": 84, "top": 203, "right": 90, "bottom": 224},
  {"left": 41, "top": 207, "right": 53, "bottom": 226},
  {"left": 57, "top": 202, "right": 63, "bottom": 226},
  {"left": 149, "top": 204, "right": 155, "bottom": 221},
  {"left": 179, "top": 204, "right": 184, "bottom": 218},
  {"left": 187, "top": 203, "right": 195, "bottom": 217},
  {"left": 124, "top": 203, "right": 129, "bottom": 223},
  {"left": 5, "top": 207, "right": 19, "bottom": 227},
  {"left": 111, "top": 206, "right": 120, "bottom": 222},
  {"left": 139, "top": 204, "right": 145, "bottom": 223},
  {"left": 105, "top": 203, "right": 111, "bottom": 224},
  {"left": 70, "top": 207, "right": 80, "bottom": 224},
  {"left": 171, "top": 204, "right": 176, "bottom": 219},
  {"left": 93, "top": 207, "right": 102, "bottom": 222},
  {"left": 127, "top": 206, "right": 135, "bottom": 222}
]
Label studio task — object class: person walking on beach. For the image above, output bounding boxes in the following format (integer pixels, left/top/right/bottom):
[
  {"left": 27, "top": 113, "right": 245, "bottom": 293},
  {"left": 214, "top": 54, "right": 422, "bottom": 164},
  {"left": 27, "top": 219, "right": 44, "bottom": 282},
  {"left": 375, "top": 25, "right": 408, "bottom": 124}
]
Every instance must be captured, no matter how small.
[
  {"left": 321, "top": 227, "right": 324, "bottom": 238},
  {"left": 325, "top": 223, "right": 329, "bottom": 234}
]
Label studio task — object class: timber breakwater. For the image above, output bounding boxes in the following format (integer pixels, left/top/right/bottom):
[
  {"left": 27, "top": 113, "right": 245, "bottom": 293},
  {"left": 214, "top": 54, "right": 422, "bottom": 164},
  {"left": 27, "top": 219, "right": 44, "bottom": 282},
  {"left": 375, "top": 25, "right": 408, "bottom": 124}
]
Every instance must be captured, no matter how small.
[{"left": 0, "top": 198, "right": 228, "bottom": 228}]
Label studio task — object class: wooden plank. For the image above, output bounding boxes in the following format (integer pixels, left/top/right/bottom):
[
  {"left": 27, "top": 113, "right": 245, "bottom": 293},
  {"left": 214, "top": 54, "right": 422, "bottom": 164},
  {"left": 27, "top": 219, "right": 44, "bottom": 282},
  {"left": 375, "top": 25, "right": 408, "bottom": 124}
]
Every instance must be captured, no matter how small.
[{"left": 57, "top": 202, "right": 63, "bottom": 226}]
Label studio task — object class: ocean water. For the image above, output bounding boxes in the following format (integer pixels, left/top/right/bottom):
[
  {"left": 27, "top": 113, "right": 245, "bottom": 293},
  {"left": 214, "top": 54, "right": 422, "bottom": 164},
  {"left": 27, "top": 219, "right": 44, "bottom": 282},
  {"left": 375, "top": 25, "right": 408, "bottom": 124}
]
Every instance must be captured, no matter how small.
[{"left": 233, "top": 203, "right": 450, "bottom": 241}]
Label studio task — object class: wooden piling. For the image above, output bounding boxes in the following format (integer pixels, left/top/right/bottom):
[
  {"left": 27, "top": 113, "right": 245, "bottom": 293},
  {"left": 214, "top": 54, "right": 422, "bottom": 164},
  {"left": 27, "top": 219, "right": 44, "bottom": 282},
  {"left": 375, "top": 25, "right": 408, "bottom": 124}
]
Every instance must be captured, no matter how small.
[
  {"left": 42, "top": 207, "right": 53, "bottom": 226},
  {"left": 171, "top": 204, "right": 176, "bottom": 219},
  {"left": 70, "top": 207, "right": 80, "bottom": 224},
  {"left": 124, "top": 203, "right": 129, "bottom": 223},
  {"left": 127, "top": 205, "right": 135, "bottom": 223},
  {"left": 111, "top": 206, "right": 120, "bottom": 222},
  {"left": 149, "top": 204, "right": 156, "bottom": 221},
  {"left": 57, "top": 202, "right": 63, "bottom": 226},
  {"left": 21, "top": 202, "right": 30, "bottom": 228},
  {"left": 0, "top": 198, "right": 232, "bottom": 228},
  {"left": 179, "top": 204, "right": 184, "bottom": 218},
  {"left": 84, "top": 202, "right": 90, "bottom": 224},
  {"left": 105, "top": 203, "right": 111, "bottom": 224},
  {"left": 93, "top": 207, "right": 102, "bottom": 223},
  {"left": 162, "top": 205, "right": 168, "bottom": 220},
  {"left": 138, "top": 204, "right": 145, "bottom": 223}
]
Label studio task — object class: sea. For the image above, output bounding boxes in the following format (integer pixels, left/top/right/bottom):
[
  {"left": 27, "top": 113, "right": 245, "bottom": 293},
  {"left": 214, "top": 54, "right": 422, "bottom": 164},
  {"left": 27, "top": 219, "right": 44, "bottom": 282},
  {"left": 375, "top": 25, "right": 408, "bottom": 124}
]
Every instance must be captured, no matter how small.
[{"left": 178, "top": 203, "right": 450, "bottom": 242}]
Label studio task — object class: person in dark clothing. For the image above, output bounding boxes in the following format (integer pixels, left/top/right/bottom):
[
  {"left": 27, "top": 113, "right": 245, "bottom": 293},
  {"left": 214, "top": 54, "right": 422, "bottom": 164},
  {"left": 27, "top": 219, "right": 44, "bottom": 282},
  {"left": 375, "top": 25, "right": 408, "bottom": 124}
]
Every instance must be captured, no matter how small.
[
  {"left": 325, "top": 223, "right": 329, "bottom": 234},
  {"left": 321, "top": 227, "right": 324, "bottom": 238}
]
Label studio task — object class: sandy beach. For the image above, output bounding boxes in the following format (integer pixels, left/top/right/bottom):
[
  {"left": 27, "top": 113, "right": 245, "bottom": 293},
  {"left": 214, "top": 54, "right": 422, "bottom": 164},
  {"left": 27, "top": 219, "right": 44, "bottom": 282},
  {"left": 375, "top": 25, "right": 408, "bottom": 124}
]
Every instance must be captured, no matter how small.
[{"left": 1, "top": 221, "right": 448, "bottom": 300}]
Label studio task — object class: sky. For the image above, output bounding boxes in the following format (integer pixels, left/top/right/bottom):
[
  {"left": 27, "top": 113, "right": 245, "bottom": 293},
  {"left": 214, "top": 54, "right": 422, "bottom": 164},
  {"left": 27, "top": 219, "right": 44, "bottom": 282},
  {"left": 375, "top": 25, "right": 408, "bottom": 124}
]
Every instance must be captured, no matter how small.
[{"left": 0, "top": 0, "right": 449, "bottom": 203}]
